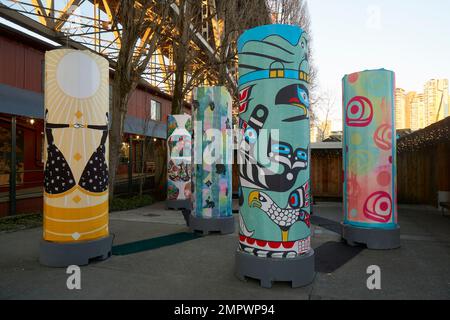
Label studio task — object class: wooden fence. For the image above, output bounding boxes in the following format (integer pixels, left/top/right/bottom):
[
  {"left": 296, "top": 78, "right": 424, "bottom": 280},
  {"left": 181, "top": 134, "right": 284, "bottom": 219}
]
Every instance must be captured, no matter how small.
[
  {"left": 231, "top": 115, "right": 450, "bottom": 207},
  {"left": 397, "top": 143, "right": 449, "bottom": 206},
  {"left": 231, "top": 148, "right": 344, "bottom": 199},
  {"left": 310, "top": 149, "right": 343, "bottom": 199},
  {"left": 396, "top": 117, "right": 450, "bottom": 206}
]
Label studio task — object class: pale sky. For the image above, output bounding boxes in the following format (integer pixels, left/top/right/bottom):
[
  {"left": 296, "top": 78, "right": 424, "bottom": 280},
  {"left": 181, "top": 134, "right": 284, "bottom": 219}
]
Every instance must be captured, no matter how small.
[
  {"left": 1, "top": 0, "right": 449, "bottom": 132},
  {"left": 307, "top": 0, "right": 450, "bottom": 130}
]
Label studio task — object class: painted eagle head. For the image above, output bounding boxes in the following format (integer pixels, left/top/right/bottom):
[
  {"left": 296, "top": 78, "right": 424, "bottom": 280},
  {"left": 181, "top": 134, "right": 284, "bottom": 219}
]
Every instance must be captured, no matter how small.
[
  {"left": 248, "top": 190, "right": 301, "bottom": 229},
  {"left": 248, "top": 191, "right": 273, "bottom": 212}
]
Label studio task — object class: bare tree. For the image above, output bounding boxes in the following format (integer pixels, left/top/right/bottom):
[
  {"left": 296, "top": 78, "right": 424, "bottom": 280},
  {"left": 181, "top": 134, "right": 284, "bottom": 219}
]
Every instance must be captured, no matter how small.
[
  {"left": 214, "top": 0, "right": 270, "bottom": 91},
  {"left": 167, "top": 0, "right": 202, "bottom": 114},
  {"left": 153, "top": 137, "right": 167, "bottom": 200},
  {"left": 167, "top": 0, "right": 271, "bottom": 114},
  {"left": 145, "top": 0, "right": 270, "bottom": 199},
  {"left": 108, "top": 1, "right": 171, "bottom": 202},
  {"left": 266, "top": 0, "right": 318, "bottom": 114},
  {"left": 266, "top": 0, "right": 307, "bottom": 25},
  {"left": 313, "top": 88, "right": 336, "bottom": 141}
]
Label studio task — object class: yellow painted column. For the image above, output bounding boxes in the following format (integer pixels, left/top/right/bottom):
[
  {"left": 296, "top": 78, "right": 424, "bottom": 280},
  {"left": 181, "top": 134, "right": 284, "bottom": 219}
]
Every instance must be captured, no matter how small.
[{"left": 43, "top": 49, "right": 109, "bottom": 243}]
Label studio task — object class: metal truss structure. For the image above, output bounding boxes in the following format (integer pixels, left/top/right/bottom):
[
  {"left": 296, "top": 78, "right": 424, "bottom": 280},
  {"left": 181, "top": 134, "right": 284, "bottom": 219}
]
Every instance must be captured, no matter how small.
[{"left": 0, "top": 0, "right": 237, "bottom": 96}]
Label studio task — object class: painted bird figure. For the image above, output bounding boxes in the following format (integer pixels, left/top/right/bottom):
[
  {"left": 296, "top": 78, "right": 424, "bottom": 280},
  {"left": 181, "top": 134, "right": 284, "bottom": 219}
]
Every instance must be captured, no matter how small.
[{"left": 248, "top": 189, "right": 310, "bottom": 242}]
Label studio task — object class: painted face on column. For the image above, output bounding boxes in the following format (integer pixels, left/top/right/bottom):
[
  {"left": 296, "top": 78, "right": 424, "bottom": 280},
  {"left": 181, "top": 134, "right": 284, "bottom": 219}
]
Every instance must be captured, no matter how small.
[
  {"left": 238, "top": 30, "right": 310, "bottom": 191},
  {"left": 238, "top": 26, "right": 311, "bottom": 257}
]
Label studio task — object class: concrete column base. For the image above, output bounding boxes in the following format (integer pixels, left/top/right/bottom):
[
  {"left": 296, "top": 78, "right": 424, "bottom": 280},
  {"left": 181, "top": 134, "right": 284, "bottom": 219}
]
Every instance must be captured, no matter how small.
[
  {"left": 235, "top": 250, "right": 315, "bottom": 289},
  {"left": 40, "top": 235, "right": 113, "bottom": 267},
  {"left": 189, "top": 214, "right": 235, "bottom": 235},
  {"left": 166, "top": 199, "right": 191, "bottom": 210},
  {"left": 341, "top": 223, "right": 400, "bottom": 250}
]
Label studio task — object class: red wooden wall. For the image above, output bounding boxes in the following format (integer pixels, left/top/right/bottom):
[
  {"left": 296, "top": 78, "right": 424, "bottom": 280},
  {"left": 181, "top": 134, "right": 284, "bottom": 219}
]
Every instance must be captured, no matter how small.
[
  {"left": 0, "top": 34, "right": 44, "bottom": 93},
  {"left": 0, "top": 33, "right": 175, "bottom": 123}
]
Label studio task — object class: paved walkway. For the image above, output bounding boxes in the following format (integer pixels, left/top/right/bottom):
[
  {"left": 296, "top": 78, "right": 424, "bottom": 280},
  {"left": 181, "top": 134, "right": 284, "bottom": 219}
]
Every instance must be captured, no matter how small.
[{"left": 1, "top": 201, "right": 449, "bottom": 299}]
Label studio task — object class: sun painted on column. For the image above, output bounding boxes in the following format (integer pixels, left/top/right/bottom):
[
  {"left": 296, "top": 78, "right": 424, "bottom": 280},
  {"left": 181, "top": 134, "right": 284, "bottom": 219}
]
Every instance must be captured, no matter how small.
[
  {"left": 237, "top": 24, "right": 311, "bottom": 259},
  {"left": 192, "top": 86, "right": 233, "bottom": 218},
  {"left": 342, "top": 69, "right": 397, "bottom": 229},
  {"left": 44, "top": 49, "right": 109, "bottom": 242}
]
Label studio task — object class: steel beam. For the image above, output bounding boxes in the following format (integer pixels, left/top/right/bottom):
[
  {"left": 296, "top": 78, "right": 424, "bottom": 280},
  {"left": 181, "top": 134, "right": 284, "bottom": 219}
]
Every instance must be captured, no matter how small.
[{"left": 54, "top": 0, "right": 84, "bottom": 31}]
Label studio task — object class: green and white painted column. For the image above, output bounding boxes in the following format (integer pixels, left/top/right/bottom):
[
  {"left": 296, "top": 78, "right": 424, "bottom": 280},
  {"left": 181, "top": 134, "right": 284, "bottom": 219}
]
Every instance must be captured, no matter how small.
[
  {"left": 189, "top": 86, "right": 234, "bottom": 235},
  {"left": 235, "top": 24, "right": 315, "bottom": 288}
]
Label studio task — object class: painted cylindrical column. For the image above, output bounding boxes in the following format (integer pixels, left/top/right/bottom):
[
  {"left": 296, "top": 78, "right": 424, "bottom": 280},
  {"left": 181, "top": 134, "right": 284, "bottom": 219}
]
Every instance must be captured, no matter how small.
[
  {"left": 189, "top": 86, "right": 234, "bottom": 234},
  {"left": 342, "top": 69, "right": 400, "bottom": 249},
  {"left": 235, "top": 24, "right": 314, "bottom": 288},
  {"left": 40, "top": 49, "right": 112, "bottom": 267},
  {"left": 166, "top": 114, "right": 192, "bottom": 210}
]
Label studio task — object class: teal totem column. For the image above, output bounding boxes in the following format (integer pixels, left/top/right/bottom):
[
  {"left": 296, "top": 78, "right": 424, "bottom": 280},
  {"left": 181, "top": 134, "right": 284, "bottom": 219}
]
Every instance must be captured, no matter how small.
[
  {"left": 189, "top": 86, "right": 234, "bottom": 235},
  {"left": 235, "top": 24, "right": 315, "bottom": 288},
  {"left": 341, "top": 69, "right": 400, "bottom": 249}
]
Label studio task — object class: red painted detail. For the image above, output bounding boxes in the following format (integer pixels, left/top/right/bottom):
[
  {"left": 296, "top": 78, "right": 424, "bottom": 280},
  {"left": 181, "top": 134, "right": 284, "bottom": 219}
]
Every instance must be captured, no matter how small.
[
  {"left": 268, "top": 241, "right": 281, "bottom": 249},
  {"left": 282, "top": 241, "right": 295, "bottom": 249},
  {"left": 256, "top": 240, "right": 267, "bottom": 247}
]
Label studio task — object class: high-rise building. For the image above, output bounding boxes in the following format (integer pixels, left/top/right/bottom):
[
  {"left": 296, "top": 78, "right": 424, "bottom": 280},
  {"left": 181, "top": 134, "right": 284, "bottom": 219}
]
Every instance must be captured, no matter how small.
[
  {"left": 396, "top": 79, "right": 448, "bottom": 132},
  {"left": 395, "top": 88, "right": 406, "bottom": 129},
  {"left": 404, "top": 91, "right": 416, "bottom": 129},
  {"left": 410, "top": 93, "right": 425, "bottom": 131},
  {"left": 424, "top": 79, "right": 449, "bottom": 126}
]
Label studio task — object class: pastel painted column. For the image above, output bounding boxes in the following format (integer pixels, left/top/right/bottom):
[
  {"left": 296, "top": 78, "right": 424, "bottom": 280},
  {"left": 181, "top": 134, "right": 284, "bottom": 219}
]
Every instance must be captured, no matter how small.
[
  {"left": 235, "top": 24, "right": 315, "bottom": 288},
  {"left": 40, "top": 49, "right": 112, "bottom": 267},
  {"left": 342, "top": 69, "right": 400, "bottom": 249},
  {"left": 166, "top": 114, "right": 192, "bottom": 210},
  {"left": 189, "top": 86, "right": 234, "bottom": 235}
]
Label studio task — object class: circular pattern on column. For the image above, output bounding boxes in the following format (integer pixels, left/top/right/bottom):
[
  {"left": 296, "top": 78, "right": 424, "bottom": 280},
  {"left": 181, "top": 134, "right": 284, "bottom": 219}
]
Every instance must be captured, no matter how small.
[
  {"left": 348, "top": 72, "right": 359, "bottom": 84},
  {"left": 351, "top": 132, "right": 362, "bottom": 145},
  {"left": 363, "top": 191, "right": 392, "bottom": 223},
  {"left": 374, "top": 123, "right": 392, "bottom": 150},
  {"left": 345, "top": 96, "right": 373, "bottom": 127},
  {"left": 377, "top": 171, "right": 391, "bottom": 187},
  {"left": 56, "top": 51, "right": 101, "bottom": 99},
  {"left": 349, "top": 150, "right": 375, "bottom": 175}
]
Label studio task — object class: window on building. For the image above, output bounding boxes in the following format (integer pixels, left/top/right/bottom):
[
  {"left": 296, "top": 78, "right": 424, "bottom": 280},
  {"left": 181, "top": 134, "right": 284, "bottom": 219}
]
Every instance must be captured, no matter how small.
[
  {"left": 119, "top": 141, "right": 130, "bottom": 165},
  {"left": 150, "top": 100, "right": 161, "bottom": 121},
  {"left": 0, "top": 121, "right": 24, "bottom": 186}
]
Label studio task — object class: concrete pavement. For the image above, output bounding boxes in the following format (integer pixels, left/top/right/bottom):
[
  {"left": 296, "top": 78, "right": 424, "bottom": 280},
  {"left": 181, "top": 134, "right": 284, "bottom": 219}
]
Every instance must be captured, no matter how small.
[{"left": 0, "top": 201, "right": 449, "bottom": 300}]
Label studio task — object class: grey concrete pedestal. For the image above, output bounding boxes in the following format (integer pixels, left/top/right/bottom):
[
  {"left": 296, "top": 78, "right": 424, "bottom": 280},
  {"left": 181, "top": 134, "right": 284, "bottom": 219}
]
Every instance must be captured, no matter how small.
[
  {"left": 341, "top": 223, "right": 400, "bottom": 250},
  {"left": 166, "top": 199, "right": 190, "bottom": 210},
  {"left": 235, "top": 250, "right": 315, "bottom": 288},
  {"left": 40, "top": 235, "right": 113, "bottom": 267},
  {"left": 189, "top": 215, "right": 235, "bottom": 235}
]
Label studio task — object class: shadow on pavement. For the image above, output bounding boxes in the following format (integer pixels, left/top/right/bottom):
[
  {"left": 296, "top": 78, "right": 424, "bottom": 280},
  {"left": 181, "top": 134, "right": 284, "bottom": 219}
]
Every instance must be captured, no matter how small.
[
  {"left": 311, "top": 215, "right": 342, "bottom": 234},
  {"left": 112, "top": 232, "right": 202, "bottom": 256},
  {"left": 314, "top": 241, "right": 364, "bottom": 273}
]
